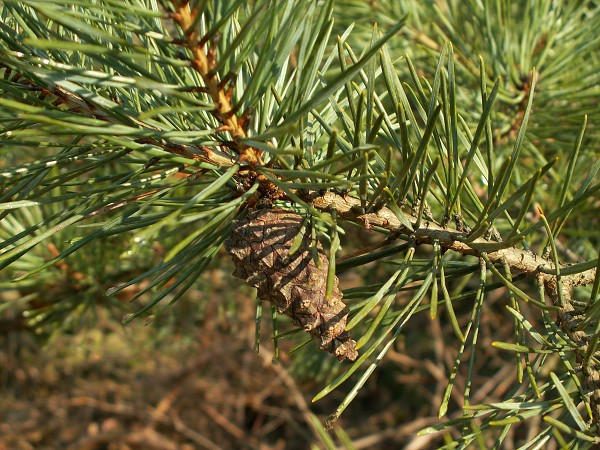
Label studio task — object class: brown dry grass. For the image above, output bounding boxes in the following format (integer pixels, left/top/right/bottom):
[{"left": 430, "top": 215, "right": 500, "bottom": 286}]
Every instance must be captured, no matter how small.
[{"left": 0, "top": 259, "right": 555, "bottom": 449}]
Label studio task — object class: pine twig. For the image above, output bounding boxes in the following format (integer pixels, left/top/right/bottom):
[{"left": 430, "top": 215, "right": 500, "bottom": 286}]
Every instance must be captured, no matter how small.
[
  {"left": 544, "top": 276, "right": 600, "bottom": 430},
  {"left": 307, "top": 191, "right": 596, "bottom": 288},
  {"left": 307, "top": 190, "right": 599, "bottom": 428},
  {"left": 170, "top": 1, "right": 262, "bottom": 165},
  {"left": 0, "top": 62, "right": 234, "bottom": 166}
]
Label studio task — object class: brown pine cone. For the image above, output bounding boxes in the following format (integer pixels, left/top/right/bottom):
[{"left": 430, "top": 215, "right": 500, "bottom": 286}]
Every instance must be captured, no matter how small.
[{"left": 225, "top": 208, "right": 358, "bottom": 362}]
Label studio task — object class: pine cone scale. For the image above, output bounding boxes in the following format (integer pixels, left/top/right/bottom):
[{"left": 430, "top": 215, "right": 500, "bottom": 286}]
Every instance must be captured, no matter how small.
[{"left": 225, "top": 208, "right": 358, "bottom": 361}]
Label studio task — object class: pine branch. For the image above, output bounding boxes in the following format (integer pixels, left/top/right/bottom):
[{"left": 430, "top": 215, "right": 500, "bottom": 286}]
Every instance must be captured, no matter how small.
[
  {"left": 306, "top": 190, "right": 599, "bottom": 429},
  {"left": 169, "top": 0, "right": 261, "bottom": 164},
  {"left": 3, "top": 48, "right": 597, "bottom": 425},
  {"left": 1, "top": 0, "right": 598, "bottom": 443},
  {"left": 0, "top": 62, "right": 234, "bottom": 167},
  {"left": 307, "top": 191, "right": 596, "bottom": 287},
  {"left": 545, "top": 276, "right": 600, "bottom": 430}
]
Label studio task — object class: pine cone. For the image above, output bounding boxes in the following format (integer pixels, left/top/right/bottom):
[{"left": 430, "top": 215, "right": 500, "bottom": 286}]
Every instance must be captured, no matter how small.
[{"left": 225, "top": 208, "right": 358, "bottom": 361}]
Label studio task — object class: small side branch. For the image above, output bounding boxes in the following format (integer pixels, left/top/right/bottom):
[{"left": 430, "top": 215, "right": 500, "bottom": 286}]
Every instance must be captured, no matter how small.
[
  {"left": 545, "top": 277, "right": 600, "bottom": 430},
  {"left": 0, "top": 63, "right": 234, "bottom": 167},
  {"left": 307, "top": 190, "right": 598, "bottom": 428},
  {"left": 307, "top": 191, "right": 596, "bottom": 287},
  {"left": 170, "top": 1, "right": 262, "bottom": 165}
]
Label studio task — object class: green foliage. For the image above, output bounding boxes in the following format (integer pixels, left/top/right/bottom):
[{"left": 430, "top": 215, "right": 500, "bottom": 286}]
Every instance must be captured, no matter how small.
[{"left": 0, "top": 0, "right": 598, "bottom": 447}]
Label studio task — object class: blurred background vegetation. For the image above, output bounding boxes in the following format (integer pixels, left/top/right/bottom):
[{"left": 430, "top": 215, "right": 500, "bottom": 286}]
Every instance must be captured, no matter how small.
[{"left": 1, "top": 0, "right": 599, "bottom": 448}]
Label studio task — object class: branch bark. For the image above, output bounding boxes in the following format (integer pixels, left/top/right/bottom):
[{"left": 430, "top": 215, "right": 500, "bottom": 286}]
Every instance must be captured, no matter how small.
[
  {"left": 307, "top": 191, "right": 596, "bottom": 287},
  {"left": 170, "top": 1, "right": 262, "bottom": 164}
]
